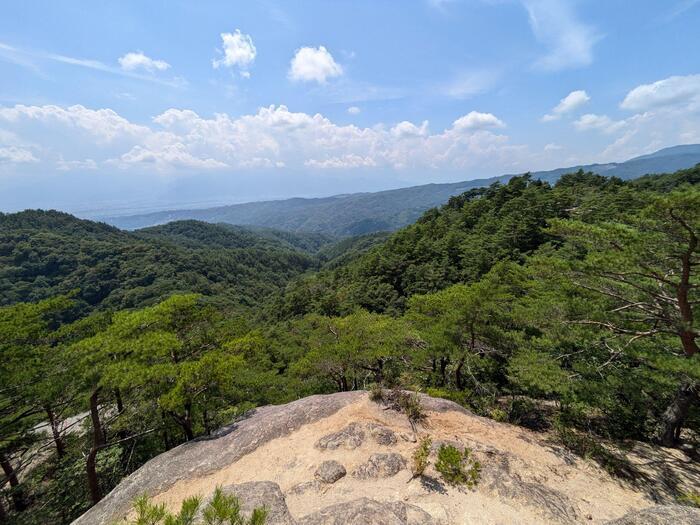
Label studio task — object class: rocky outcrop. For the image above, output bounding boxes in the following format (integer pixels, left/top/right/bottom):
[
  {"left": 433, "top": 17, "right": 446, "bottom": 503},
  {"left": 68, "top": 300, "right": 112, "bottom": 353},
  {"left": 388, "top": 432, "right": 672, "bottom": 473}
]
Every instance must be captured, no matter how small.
[
  {"left": 73, "top": 391, "right": 700, "bottom": 525},
  {"left": 604, "top": 504, "right": 700, "bottom": 524},
  {"left": 297, "top": 498, "right": 438, "bottom": 525},
  {"left": 73, "top": 391, "right": 364, "bottom": 525}
]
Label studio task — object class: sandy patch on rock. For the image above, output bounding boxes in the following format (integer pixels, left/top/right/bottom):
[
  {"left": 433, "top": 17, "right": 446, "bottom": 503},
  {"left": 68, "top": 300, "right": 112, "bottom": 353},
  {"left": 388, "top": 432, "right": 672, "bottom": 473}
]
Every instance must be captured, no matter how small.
[{"left": 147, "top": 395, "right": 655, "bottom": 524}]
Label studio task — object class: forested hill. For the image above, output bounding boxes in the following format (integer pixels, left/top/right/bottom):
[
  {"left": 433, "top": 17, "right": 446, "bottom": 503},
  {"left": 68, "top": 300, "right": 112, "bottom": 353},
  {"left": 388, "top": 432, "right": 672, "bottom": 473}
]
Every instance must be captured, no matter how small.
[
  {"left": 102, "top": 144, "right": 700, "bottom": 235},
  {"left": 269, "top": 164, "right": 700, "bottom": 318},
  {"left": 3, "top": 165, "right": 699, "bottom": 525},
  {"left": 0, "top": 211, "right": 324, "bottom": 311},
  {"left": 134, "top": 220, "right": 334, "bottom": 253}
]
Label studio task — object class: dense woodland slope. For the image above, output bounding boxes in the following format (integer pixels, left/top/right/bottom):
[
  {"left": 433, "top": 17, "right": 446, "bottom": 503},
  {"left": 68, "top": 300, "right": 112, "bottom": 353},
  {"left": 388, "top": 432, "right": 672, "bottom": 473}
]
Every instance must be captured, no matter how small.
[
  {"left": 103, "top": 144, "right": 700, "bottom": 235},
  {"left": 0, "top": 212, "right": 330, "bottom": 311},
  {"left": 1, "top": 164, "right": 698, "bottom": 524}
]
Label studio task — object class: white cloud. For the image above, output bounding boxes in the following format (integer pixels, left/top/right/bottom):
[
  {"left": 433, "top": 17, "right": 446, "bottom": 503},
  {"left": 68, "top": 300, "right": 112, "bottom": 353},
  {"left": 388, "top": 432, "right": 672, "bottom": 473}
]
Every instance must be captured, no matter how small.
[
  {"left": 544, "top": 143, "right": 563, "bottom": 152},
  {"left": 665, "top": 0, "right": 700, "bottom": 21},
  {"left": 574, "top": 113, "right": 626, "bottom": 134},
  {"left": 0, "top": 40, "right": 184, "bottom": 87},
  {"left": 523, "top": 0, "right": 600, "bottom": 71},
  {"left": 305, "top": 154, "right": 377, "bottom": 169},
  {"left": 288, "top": 46, "right": 343, "bottom": 84},
  {"left": 0, "top": 103, "right": 525, "bottom": 174},
  {"left": 116, "top": 144, "right": 228, "bottom": 171},
  {"left": 621, "top": 74, "right": 700, "bottom": 112},
  {"left": 441, "top": 69, "right": 500, "bottom": 99},
  {"left": 212, "top": 30, "right": 256, "bottom": 74},
  {"left": 390, "top": 120, "right": 429, "bottom": 139},
  {"left": 118, "top": 52, "right": 170, "bottom": 73},
  {"left": 0, "top": 146, "right": 37, "bottom": 163},
  {"left": 452, "top": 111, "right": 505, "bottom": 132},
  {"left": 347, "top": 106, "right": 361, "bottom": 115},
  {"left": 427, "top": 0, "right": 456, "bottom": 9},
  {"left": 56, "top": 157, "right": 98, "bottom": 171},
  {"left": 542, "top": 90, "right": 590, "bottom": 121},
  {"left": 0, "top": 104, "right": 150, "bottom": 142}
]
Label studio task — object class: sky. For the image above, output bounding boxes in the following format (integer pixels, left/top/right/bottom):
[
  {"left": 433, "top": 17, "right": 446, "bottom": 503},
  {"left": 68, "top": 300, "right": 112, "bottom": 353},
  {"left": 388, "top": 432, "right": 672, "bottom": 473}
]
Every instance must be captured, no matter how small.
[{"left": 1, "top": 0, "right": 699, "bottom": 215}]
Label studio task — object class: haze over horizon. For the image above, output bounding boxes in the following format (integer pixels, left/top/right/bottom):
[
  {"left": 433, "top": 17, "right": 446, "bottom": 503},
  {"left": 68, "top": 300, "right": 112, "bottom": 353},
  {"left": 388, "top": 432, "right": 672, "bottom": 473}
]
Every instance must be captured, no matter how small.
[{"left": 1, "top": 0, "right": 700, "bottom": 214}]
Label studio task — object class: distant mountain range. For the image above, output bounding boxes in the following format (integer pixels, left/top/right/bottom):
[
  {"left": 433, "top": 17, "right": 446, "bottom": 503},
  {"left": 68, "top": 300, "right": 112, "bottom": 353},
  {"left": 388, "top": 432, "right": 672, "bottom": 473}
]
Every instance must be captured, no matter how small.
[{"left": 102, "top": 144, "right": 700, "bottom": 236}]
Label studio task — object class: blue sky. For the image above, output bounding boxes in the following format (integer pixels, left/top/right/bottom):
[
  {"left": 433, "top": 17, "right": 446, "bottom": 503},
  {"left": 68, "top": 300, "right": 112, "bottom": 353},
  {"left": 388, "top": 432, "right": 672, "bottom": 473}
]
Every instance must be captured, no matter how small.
[{"left": 1, "top": 0, "right": 699, "bottom": 215}]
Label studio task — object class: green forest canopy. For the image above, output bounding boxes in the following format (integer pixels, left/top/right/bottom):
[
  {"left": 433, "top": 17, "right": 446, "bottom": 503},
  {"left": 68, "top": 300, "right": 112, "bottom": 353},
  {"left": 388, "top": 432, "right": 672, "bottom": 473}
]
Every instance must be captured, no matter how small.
[{"left": 1, "top": 164, "right": 698, "bottom": 524}]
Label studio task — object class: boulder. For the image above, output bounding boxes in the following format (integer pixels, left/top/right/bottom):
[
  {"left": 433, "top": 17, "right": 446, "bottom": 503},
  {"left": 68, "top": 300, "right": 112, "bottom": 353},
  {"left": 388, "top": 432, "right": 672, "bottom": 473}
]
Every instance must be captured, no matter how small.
[
  {"left": 220, "top": 481, "right": 295, "bottom": 525},
  {"left": 368, "top": 423, "right": 398, "bottom": 446},
  {"left": 314, "top": 460, "right": 347, "bottom": 484},
  {"left": 315, "top": 423, "right": 366, "bottom": 450},
  {"left": 352, "top": 453, "right": 406, "bottom": 479}
]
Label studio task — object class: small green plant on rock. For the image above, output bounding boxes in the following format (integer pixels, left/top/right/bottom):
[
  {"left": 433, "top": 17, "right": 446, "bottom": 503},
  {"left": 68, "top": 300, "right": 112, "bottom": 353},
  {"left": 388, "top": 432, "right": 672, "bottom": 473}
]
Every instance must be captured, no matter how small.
[
  {"left": 124, "top": 487, "right": 267, "bottom": 525},
  {"left": 435, "top": 444, "right": 481, "bottom": 488},
  {"left": 678, "top": 491, "right": 700, "bottom": 508},
  {"left": 410, "top": 435, "right": 432, "bottom": 480}
]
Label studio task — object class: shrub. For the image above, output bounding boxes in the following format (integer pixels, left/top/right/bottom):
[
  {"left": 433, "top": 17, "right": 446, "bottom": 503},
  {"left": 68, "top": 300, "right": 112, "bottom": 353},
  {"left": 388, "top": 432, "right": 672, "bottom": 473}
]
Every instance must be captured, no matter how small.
[
  {"left": 678, "top": 491, "right": 700, "bottom": 508},
  {"left": 125, "top": 487, "right": 267, "bottom": 525},
  {"left": 369, "top": 383, "right": 385, "bottom": 403},
  {"left": 383, "top": 388, "right": 427, "bottom": 427},
  {"left": 435, "top": 444, "right": 481, "bottom": 488},
  {"left": 410, "top": 436, "right": 432, "bottom": 479},
  {"left": 399, "top": 391, "right": 426, "bottom": 426}
]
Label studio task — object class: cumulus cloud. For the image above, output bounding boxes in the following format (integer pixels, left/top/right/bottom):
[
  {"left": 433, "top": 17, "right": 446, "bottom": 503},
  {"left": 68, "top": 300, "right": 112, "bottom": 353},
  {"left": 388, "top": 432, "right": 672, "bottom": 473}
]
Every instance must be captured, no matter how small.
[
  {"left": 390, "top": 120, "right": 429, "bottom": 139},
  {"left": 621, "top": 74, "right": 700, "bottom": 112},
  {"left": 452, "top": 111, "right": 505, "bottom": 132},
  {"left": 288, "top": 46, "right": 343, "bottom": 84},
  {"left": 118, "top": 52, "right": 170, "bottom": 73},
  {"left": 523, "top": 0, "right": 600, "bottom": 71},
  {"left": 347, "top": 106, "right": 361, "bottom": 115},
  {"left": 0, "top": 146, "right": 37, "bottom": 163},
  {"left": 116, "top": 144, "right": 228, "bottom": 170},
  {"left": 563, "top": 75, "right": 700, "bottom": 162},
  {"left": 0, "top": 104, "right": 150, "bottom": 142},
  {"left": 212, "top": 30, "right": 256, "bottom": 74},
  {"left": 0, "top": 103, "right": 524, "bottom": 174},
  {"left": 574, "top": 113, "right": 625, "bottom": 134},
  {"left": 542, "top": 90, "right": 590, "bottom": 121}
]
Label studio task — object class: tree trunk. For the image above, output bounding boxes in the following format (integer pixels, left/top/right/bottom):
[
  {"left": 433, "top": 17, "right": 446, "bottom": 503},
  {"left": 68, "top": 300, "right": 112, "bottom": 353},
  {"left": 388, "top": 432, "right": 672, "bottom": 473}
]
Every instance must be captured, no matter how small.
[
  {"left": 86, "top": 387, "right": 104, "bottom": 505},
  {"left": 454, "top": 357, "right": 465, "bottom": 390},
  {"left": 170, "top": 407, "right": 195, "bottom": 442},
  {"left": 45, "top": 406, "right": 66, "bottom": 457},
  {"left": 160, "top": 410, "right": 172, "bottom": 449},
  {"left": 203, "top": 407, "right": 211, "bottom": 436},
  {"left": 114, "top": 388, "right": 124, "bottom": 414},
  {"left": 0, "top": 453, "right": 26, "bottom": 512},
  {"left": 439, "top": 357, "right": 448, "bottom": 387},
  {"left": 0, "top": 495, "right": 8, "bottom": 522},
  {"left": 181, "top": 419, "right": 194, "bottom": 441},
  {"left": 660, "top": 380, "right": 696, "bottom": 447}
]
